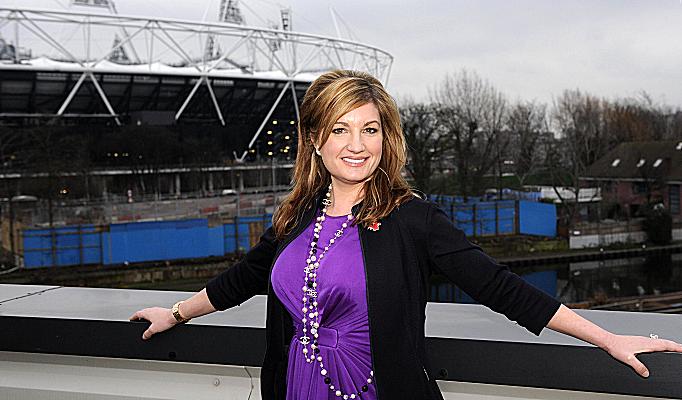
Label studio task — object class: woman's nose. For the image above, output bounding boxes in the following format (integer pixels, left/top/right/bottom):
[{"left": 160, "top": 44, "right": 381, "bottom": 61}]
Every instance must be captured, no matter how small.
[{"left": 346, "top": 130, "right": 365, "bottom": 152}]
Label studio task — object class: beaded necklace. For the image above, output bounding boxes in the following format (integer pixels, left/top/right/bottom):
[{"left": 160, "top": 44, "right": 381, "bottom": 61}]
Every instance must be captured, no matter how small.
[{"left": 299, "top": 183, "right": 374, "bottom": 399}]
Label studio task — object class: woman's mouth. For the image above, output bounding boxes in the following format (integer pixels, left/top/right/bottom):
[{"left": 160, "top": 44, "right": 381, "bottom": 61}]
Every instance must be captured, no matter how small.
[{"left": 341, "top": 157, "right": 369, "bottom": 167}]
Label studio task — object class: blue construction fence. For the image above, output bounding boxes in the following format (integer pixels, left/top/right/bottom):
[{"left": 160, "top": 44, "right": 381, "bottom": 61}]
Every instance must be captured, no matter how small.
[
  {"left": 21, "top": 215, "right": 272, "bottom": 269},
  {"left": 20, "top": 199, "right": 556, "bottom": 269},
  {"left": 431, "top": 196, "right": 556, "bottom": 237}
]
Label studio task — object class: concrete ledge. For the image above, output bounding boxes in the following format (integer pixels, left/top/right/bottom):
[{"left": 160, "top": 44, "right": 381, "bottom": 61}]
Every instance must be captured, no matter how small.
[{"left": 1, "top": 285, "right": 681, "bottom": 399}]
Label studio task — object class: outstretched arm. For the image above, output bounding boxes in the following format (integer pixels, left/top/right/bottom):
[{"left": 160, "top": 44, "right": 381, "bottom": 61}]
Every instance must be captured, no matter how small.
[
  {"left": 129, "top": 288, "right": 216, "bottom": 340},
  {"left": 547, "top": 304, "right": 682, "bottom": 377},
  {"left": 129, "top": 225, "right": 279, "bottom": 340},
  {"left": 424, "top": 202, "right": 682, "bottom": 377}
]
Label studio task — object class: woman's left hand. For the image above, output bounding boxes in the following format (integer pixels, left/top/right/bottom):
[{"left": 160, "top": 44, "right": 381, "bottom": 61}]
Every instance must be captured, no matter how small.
[{"left": 604, "top": 334, "right": 682, "bottom": 378}]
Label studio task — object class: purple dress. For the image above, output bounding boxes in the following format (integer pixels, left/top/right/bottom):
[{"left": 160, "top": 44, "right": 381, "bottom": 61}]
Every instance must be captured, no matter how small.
[{"left": 271, "top": 212, "right": 376, "bottom": 400}]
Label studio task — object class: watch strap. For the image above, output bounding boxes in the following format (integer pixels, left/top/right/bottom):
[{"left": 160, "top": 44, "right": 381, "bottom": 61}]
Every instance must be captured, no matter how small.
[{"left": 172, "top": 301, "right": 191, "bottom": 323}]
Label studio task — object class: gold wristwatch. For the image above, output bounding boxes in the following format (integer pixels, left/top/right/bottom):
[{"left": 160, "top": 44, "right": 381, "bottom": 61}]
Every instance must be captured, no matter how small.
[{"left": 171, "top": 301, "right": 191, "bottom": 323}]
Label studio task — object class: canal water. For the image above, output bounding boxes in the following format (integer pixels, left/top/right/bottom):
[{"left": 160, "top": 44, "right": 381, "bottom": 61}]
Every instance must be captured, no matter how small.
[
  {"left": 554, "top": 252, "right": 682, "bottom": 304},
  {"left": 135, "top": 253, "right": 682, "bottom": 306},
  {"left": 430, "top": 253, "right": 682, "bottom": 305}
]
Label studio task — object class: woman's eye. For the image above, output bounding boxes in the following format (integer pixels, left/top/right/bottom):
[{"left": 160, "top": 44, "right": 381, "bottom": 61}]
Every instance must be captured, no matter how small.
[
  {"left": 364, "top": 128, "right": 378, "bottom": 134},
  {"left": 332, "top": 128, "right": 346, "bottom": 134}
]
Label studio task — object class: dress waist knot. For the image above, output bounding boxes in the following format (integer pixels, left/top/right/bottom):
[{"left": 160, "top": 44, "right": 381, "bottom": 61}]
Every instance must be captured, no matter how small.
[{"left": 293, "top": 322, "right": 339, "bottom": 348}]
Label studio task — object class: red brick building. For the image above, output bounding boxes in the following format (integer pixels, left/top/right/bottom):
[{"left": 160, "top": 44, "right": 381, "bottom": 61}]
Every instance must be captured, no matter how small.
[{"left": 581, "top": 141, "right": 682, "bottom": 221}]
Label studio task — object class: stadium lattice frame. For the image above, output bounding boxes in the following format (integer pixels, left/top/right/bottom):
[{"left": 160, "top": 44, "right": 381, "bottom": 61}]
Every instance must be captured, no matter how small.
[{"left": 0, "top": 7, "right": 393, "bottom": 160}]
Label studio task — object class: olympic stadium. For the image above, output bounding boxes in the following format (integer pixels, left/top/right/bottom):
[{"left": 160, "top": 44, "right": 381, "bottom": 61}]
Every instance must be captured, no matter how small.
[{"left": 0, "top": 1, "right": 393, "bottom": 202}]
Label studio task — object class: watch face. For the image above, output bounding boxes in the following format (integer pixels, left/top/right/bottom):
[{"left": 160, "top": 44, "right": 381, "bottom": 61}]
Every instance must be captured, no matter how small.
[
  {"left": 172, "top": 302, "right": 190, "bottom": 323},
  {"left": 172, "top": 303, "right": 183, "bottom": 321}
]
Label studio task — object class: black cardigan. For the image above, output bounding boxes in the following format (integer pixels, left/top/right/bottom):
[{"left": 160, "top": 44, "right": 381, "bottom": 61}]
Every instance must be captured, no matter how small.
[{"left": 206, "top": 193, "right": 561, "bottom": 399}]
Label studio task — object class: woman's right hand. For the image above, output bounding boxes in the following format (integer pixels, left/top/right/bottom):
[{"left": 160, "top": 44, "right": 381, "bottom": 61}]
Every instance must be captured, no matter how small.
[{"left": 129, "top": 307, "right": 178, "bottom": 340}]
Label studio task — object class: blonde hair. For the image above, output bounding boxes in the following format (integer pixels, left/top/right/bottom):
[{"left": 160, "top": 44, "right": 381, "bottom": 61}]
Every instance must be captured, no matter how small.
[{"left": 272, "top": 70, "right": 414, "bottom": 239}]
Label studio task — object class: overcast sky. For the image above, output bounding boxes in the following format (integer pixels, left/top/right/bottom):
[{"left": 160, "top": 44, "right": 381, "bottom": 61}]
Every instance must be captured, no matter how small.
[{"left": 9, "top": 0, "right": 682, "bottom": 107}]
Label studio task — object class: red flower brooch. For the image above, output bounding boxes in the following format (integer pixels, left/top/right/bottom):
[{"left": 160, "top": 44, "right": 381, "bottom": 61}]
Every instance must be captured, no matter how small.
[{"left": 368, "top": 221, "right": 381, "bottom": 231}]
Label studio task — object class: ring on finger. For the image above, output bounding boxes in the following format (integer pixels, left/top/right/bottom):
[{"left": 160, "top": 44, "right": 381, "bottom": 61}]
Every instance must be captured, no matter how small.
[{"left": 649, "top": 334, "right": 659, "bottom": 340}]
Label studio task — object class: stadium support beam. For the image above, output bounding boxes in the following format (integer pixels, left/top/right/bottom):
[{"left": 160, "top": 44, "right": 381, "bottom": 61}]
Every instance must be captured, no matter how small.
[
  {"left": 293, "top": 44, "right": 324, "bottom": 76},
  {"left": 235, "top": 79, "right": 295, "bottom": 162},
  {"left": 148, "top": 23, "right": 199, "bottom": 73},
  {"left": 1, "top": 7, "right": 394, "bottom": 82},
  {"left": 174, "top": 76, "right": 225, "bottom": 125},
  {"left": 205, "top": 78, "right": 226, "bottom": 126},
  {"left": 93, "top": 22, "right": 148, "bottom": 66},
  {"left": 16, "top": 16, "right": 83, "bottom": 66},
  {"left": 207, "top": 31, "right": 255, "bottom": 73},
  {"left": 175, "top": 78, "right": 204, "bottom": 121},
  {"left": 154, "top": 22, "right": 201, "bottom": 73},
  {"left": 0, "top": 7, "right": 395, "bottom": 123},
  {"left": 251, "top": 32, "right": 289, "bottom": 75},
  {"left": 330, "top": 41, "right": 345, "bottom": 69},
  {"left": 318, "top": 47, "right": 339, "bottom": 71},
  {"left": 0, "top": 10, "right": 12, "bottom": 31},
  {"left": 57, "top": 72, "right": 88, "bottom": 116},
  {"left": 57, "top": 71, "right": 121, "bottom": 125},
  {"left": 383, "top": 59, "right": 393, "bottom": 87},
  {"left": 247, "top": 81, "right": 292, "bottom": 150},
  {"left": 290, "top": 82, "right": 300, "bottom": 121},
  {"left": 87, "top": 71, "right": 121, "bottom": 126},
  {"left": 233, "top": 150, "right": 247, "bottom": 163}
]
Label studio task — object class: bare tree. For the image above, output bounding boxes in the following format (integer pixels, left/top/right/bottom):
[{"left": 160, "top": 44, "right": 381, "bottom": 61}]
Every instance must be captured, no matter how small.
[
  {"left": 0, "top": 128, "right": 27, "bottom": 196},
  {"left": 431, "top": 69, "right": 507, "bottom": 200},
  {"left": 399, "top": 101, "right": 451, "bottom": 193},
  {"left": 506, "top": 100, "right": 548, "bottom": 187},
  {"left": 122, "top": 125, "right": 184, "bottom": 200},
  {"left": 604, "top": 93, "right": 671, "bottom": 145},
  {"left": 30, "top": 128, "right": 55, "bottom": 227},
  {"left": 0, "top": 127, "right": 30, "bottom": 255},
  {"left": 548, "top": 89, "right": 609, "bottom": 228},
  {"left": 668, "top": 110, "right": 682, "bottom": 140},
  {"left": 25, "top": 126, "right": 77, "bottom": 229}
]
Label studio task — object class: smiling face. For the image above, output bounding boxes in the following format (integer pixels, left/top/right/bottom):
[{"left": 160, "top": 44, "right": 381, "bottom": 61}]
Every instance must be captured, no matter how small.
[{"left": 317, "top": 102, "right": 383, "bottom": 191}]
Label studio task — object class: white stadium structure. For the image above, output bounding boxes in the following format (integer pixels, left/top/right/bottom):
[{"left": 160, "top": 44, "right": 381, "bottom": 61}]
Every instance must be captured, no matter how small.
[
  {"left": 0, "top": 1, "right": 393, "bottom": 161},
  {"left": 0, "top": 1, "right": 393, "bottom": 201}
]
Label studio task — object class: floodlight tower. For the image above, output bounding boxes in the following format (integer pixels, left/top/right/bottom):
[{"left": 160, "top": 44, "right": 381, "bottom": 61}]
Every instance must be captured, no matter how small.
[
  {"left": 69, "top": 0, "right": 139, "bottom": 63},
  {"left": 205, "top": 0, "right": 246, "bottom": 62},
  {"left": 219, "top": 0, "right": 245, "bottom": 24}
]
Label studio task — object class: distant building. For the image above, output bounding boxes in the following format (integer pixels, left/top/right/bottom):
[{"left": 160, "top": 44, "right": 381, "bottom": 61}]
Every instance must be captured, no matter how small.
[
  {"left": 522, "top": 186, "right": 602, "bottom": 204},
  {"left": 581, "top": 140, "right": 682, "bottom": 220}
]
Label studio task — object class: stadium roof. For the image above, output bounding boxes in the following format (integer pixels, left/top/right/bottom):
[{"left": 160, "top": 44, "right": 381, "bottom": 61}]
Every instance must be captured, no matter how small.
[
  {"left": 0, "top": 7, "right": 393, "bottom": 159},
  {"left": 1, "top": 57, "right": 321, "bottom": 82}
]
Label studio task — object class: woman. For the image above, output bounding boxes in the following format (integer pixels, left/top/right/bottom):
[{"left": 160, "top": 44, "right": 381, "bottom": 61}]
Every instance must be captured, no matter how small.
[{"left": 130, "top": 70, "right": 682, "bottom": 400}]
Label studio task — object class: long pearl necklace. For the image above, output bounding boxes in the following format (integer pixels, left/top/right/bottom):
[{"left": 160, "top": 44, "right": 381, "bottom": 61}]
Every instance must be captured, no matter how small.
[{"left": 299, "top": 183, "right": 374, "bottom": 399}]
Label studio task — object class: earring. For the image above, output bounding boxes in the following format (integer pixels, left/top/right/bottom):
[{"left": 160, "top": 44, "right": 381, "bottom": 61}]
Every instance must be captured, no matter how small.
[{"left": 315, "top": 147, "right": 321, "bottom": 156}]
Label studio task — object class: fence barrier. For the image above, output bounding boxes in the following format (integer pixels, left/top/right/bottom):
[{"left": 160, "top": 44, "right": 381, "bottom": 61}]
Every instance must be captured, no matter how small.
[{"left": 19, "top": 199, "right": 556, "bottom": 268}]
